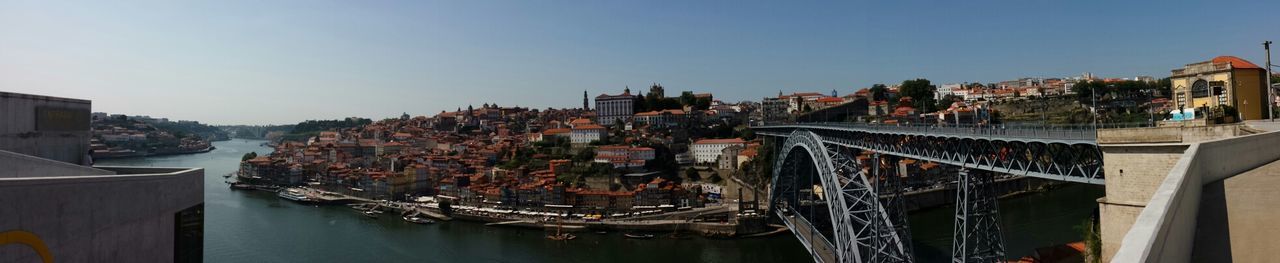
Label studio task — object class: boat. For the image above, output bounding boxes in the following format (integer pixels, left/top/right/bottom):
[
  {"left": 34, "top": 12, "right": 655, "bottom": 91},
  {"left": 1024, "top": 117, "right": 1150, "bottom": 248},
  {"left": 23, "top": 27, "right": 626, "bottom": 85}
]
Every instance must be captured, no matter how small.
[
  {"left": 624, "top": 233, "right": 655, "bottom": 239},
  {"left": 222, "top": 173, "right": 232, "bottom": 178},
  {"left": 363, "top": 210, "right": 380, "bottom": 219},
  {"left": 229, "top": 182, "right": 254, "bottom": 190},
  {"left": 546, "top": 221, "right": 576, "bottom": 241},
  {"left": 277, "top": 188, "right": 312, "bottom": 203},
  {"left": 403, "top": 215, "right": 435, "bottom": 224}
]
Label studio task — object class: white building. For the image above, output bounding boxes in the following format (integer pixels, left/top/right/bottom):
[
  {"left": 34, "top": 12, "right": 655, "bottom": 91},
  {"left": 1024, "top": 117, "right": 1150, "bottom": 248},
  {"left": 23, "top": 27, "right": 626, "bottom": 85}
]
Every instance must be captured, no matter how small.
[
  {"left": 595, "top": 87, "right": 638, "bottom": 126},
  {"left": 937, "top": 83, "right": 963, "bottom": 100},
  {"left": 691, "top": 138, "right": 746, "bottom": 164},
  {"left": 570, "top": 124, "right": 607, "bottom": 144}
]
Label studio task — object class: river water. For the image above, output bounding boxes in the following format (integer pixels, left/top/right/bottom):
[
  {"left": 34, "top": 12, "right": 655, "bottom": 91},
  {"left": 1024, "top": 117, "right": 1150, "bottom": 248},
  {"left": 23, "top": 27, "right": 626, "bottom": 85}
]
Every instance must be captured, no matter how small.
[{"left": 99, "top": 139, "right": 1101, "bottom": 262}]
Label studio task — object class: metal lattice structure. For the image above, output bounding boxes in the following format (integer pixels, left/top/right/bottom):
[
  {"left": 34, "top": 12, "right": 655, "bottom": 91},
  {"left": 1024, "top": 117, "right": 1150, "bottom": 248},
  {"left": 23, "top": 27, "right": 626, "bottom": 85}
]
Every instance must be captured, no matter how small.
[
  {"left": 876, "top": 154, "right": 914, "bottom": 261},
  {"left": 769, "top": 131, "right": 911, "bottom": 263},
  {"left": 756, "top": 123, "right": 1104, "bottom": 184},
  {"left": 951, "top": 169, "right": 1006, "bottom": 263},
  {"left": 758, "top": 123, "right": 1103, "bottom": 263}
]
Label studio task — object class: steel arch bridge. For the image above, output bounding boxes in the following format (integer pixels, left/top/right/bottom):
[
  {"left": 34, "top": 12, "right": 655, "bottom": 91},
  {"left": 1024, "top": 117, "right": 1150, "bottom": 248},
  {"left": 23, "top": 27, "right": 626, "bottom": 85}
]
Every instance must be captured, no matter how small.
[{"left": 757, "top": 123, "right": 1104, "bottom": 263}]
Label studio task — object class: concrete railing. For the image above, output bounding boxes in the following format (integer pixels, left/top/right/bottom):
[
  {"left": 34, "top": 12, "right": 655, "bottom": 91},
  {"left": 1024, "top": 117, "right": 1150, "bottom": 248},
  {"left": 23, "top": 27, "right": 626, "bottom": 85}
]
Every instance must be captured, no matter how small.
[
  {"left": 1112, "top": 130, "right": 1280, "bottom": 262},
  {"left": 0, "top": 149, "right": 114, "bottom": 178}
]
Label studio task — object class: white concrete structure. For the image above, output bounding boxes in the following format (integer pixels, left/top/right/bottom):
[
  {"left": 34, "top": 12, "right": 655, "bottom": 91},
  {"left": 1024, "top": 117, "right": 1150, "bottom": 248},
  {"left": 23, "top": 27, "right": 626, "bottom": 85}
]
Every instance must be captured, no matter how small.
[
  {"left": 1, "top": 92, "right": 92, "bottom": 164},
  {"left": 1, "top": 92, "right": 205, "bottom": 262},
  {"left": 1113, "top": 130, "right": 1280, "bottom": 263},
  {"left": 1, "top": 150, "right": 204, "bottom": 262},
  {"left": 691, "top": 138, "right": 746, "bottom": 164}
]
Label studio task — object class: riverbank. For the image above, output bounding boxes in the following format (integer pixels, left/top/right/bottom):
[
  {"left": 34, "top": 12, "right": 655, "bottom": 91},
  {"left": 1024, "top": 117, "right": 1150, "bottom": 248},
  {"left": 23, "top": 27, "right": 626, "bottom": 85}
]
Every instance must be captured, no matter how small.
[
  {"left": 94, "top": 146, "right": 216, "bottom": 160},
  {"left": 239, "top": 184, "right": 778, "bottom": 238}
]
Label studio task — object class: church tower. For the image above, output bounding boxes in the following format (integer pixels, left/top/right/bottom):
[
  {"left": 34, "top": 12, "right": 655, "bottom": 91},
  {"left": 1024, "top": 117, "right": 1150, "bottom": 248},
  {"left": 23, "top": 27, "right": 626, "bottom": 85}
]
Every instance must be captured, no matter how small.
[{"left": 583, "top": 90, "right": 589, "bottom": 110}]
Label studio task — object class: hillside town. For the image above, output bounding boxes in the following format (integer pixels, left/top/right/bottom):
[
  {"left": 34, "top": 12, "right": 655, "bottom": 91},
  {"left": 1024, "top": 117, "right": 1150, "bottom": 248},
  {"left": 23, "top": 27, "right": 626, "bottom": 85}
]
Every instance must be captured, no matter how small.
[
  {"left": 89, "top": 113, "right": 224, "bottom": 159},
  {"left": 238, "top": 85, "right": 763, "bottom": 216}
]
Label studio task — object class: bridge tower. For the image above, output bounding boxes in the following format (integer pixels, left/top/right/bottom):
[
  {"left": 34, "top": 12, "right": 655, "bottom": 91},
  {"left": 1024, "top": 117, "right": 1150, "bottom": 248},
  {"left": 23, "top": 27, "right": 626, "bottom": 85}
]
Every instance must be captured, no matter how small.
[{"left": 951, "top": 168, "right": 1006, "bottom": 263}]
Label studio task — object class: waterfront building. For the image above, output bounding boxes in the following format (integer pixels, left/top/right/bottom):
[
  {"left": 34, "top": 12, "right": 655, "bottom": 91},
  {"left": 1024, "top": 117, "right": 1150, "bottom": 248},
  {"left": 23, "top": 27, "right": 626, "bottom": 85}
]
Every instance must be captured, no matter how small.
[
  {"left": 1169, "top": 55, "right": 1270, "bottom": 120},
  {"left": 595, "top": 87, "right": 638, "bottom": 126},
  {"left": 1, "top": 92, "right": 203, "bottom": 262},
  {"left": 691, "top": 138, "right": 746, "bottom": 164}
]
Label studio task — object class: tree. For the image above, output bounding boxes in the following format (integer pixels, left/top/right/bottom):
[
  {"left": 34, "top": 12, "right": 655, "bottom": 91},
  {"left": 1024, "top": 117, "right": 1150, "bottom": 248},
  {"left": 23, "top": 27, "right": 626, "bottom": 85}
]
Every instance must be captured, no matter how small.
[
  {"left": 573, "top": 147, "right": 596, "bottom": 163},
  {"left": 241, "top": 152, "right": 257, "bottom": 161},
  {"left": 685, "top": 167, "right": 702, "bottom": 181},
  {"left": 634, "top": 93, "right": 649, "bottom": 113},
  {"left": 899, "top": 78, "right": 937, "bottom": 112},
  {"left": 936, "top": 94, "right": 962, "bottom": 111},
  {"left": 869, "top": 84, "right": 889, "bottom": 101}
]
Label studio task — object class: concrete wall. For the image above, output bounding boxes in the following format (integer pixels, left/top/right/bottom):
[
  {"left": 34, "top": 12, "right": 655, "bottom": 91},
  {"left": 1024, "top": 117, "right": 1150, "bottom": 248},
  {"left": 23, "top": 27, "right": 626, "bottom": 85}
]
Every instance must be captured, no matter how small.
[
  {"left": 1096, "top": 124, "right": 1245, "bottom": 144},
  {"left": 1112, "top": 130, "right": 1280, "bottom": 262},
  {"left": 0, "top": 150, "right": 114, "bottom": 178},
  {"left": 0, "top": 92, "right": 92, "bottom": 165},
  {"left": 1092, "top": 125, "right": 1249, "bottom": 261},
  {"left": 0, "top": 167, "right": 203, "bottom": 263}
]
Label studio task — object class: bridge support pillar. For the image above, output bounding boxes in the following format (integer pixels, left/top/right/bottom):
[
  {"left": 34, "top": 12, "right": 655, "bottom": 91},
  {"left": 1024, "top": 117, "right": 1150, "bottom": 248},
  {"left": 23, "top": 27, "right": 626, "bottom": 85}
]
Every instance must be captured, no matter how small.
[
  {"left": 876, "top": 154, "right": 914, "bottom": 261},
  {"left": 951, "top": 168, "right": 1006, "bottom": 263}
]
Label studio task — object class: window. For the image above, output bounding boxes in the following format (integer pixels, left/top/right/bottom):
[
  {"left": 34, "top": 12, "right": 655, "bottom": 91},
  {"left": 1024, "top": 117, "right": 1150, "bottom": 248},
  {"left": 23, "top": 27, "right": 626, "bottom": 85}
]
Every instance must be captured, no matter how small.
[
  {"left": 1191, "top": 80, "right": 1210, "bottom": 98},
  {"left": 175, "top": 204, "right": 203, "bottom": 263}
]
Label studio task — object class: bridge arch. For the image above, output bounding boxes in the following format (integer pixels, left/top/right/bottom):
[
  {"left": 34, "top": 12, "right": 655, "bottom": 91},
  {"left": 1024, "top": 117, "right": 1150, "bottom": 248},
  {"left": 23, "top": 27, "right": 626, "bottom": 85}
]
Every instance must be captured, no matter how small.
[{"left": 769, "top": 130, "right": 910, "bottom": 263}]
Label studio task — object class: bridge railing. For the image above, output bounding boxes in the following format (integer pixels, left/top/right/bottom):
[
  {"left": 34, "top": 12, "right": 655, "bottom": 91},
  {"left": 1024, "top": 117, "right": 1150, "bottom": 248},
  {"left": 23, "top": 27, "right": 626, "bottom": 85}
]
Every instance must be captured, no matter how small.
[
  {"left": 754, "top": 122, "right": 1098, "bottom": 141},
  {"left": 1113, "top": 130, "right": 1280, "bottom": 262}
]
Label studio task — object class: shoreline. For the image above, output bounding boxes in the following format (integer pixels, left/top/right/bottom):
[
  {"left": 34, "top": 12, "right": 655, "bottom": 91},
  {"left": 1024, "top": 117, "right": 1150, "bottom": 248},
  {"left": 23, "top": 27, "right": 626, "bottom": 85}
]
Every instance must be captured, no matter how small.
[
  {"left": 94, "top": 146, "right": 216, "bottom": 160},
  {"left": 233, "top": 184, "right": 782, "bottom": 238}
]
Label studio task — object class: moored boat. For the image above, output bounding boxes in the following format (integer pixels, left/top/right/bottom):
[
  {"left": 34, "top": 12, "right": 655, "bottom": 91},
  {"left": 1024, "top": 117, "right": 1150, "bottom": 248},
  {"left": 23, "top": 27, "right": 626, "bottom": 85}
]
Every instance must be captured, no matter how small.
[
  {"left": 624, "top": 233, "right": 655, "bottom": 239},
  {"left": 403, "top": 216, "right": 435, "bottom": 224},
  {"left": 277, "top": 188, "right": 312, "bottom": 203}
]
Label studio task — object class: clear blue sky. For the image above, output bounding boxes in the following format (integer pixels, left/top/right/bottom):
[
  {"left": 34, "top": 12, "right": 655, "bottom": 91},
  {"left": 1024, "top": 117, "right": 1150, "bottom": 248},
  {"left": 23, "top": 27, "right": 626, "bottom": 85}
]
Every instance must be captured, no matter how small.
[{"left": 2, "top": 0, "right": 1276, "bottom": 125}]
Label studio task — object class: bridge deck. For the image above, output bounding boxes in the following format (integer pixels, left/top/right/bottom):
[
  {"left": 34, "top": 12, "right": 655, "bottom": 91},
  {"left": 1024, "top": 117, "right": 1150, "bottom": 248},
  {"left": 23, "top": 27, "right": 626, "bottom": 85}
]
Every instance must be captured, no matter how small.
[
  {"left": 780, "top": 213, "right": 837, "bottom": 263},
  {"left": 755, "top": 123, "right": 1098, "bottom": 144}
]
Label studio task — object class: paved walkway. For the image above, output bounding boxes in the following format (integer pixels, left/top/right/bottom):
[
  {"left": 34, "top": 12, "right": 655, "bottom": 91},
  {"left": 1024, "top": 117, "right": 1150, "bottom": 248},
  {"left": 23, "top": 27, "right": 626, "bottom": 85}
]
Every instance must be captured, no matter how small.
[
  {"left": 1192, "top": 158, "right": 1280, "bottom": 262},
  {"left": 1243, "top": 120, "right": 1280, "bottom": 132}
]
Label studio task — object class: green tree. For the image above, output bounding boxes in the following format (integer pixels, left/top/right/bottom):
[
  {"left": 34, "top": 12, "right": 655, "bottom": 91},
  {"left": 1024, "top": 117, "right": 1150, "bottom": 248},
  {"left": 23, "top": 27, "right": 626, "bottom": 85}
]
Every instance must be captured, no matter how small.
[
  {"left": 241, "top": 151, "right": 257, "bottom": 161},
  {"left": 573, "top": 147, "right": 596, "bottom": 163},
  {"left": 936, "top": 94, "right": 962, "bottom": 110},
  {"left": 869, "top": 84, "right": 889, "bottom": 101},
  {"left": 685, "top": 167, "right": 702, "bottom": 181},
  {"left": 899, "top": 78, "right": 937, "bottom": 112}
]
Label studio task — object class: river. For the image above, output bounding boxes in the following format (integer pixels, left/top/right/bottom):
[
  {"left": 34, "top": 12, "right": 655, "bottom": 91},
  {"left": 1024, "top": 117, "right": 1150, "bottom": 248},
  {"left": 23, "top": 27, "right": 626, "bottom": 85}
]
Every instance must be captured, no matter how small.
[{"left": 99, "top": 139, "right": 1101, "bottom": 262}]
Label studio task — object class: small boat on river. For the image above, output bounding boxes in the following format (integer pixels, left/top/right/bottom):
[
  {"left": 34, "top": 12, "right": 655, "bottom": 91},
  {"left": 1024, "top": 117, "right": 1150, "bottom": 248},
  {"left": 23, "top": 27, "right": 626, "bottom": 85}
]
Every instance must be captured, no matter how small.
[{"left": 624, "top": 233, "right": 655, "bottom": 239}]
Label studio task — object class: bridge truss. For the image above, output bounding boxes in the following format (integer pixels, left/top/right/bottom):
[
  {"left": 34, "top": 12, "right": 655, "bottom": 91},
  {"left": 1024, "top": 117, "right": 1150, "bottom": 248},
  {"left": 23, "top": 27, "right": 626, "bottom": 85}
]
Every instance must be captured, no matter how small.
[{"left": 760, "top": 124, "right": 1104, "bottom": 263}]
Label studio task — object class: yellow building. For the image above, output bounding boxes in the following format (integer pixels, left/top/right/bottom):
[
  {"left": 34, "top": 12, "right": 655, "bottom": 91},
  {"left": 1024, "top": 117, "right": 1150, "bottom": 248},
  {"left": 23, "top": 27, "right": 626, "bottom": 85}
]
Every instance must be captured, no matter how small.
[{"left": 1170, "top": 56, "right": 1269, "bottom": 120}]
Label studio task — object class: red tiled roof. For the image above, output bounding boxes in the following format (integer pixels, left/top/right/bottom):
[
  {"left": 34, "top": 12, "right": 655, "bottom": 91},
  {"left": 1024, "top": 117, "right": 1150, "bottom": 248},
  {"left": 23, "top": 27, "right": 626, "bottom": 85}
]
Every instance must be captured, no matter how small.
[
  {"left": 694, "top": 138, "right": 745, "bottom": 144},
  {"left": 542, "top": 128, "right": 571, "bottom": 135},
  {"left": 573, "top": 124, "right": 606, "bottom": 130},
  {"left": 1212, "top": 56, "right": 1261, "bottom": 69},
  {"left": 816, "top": 97, "right": 844, "bottom": 103}
]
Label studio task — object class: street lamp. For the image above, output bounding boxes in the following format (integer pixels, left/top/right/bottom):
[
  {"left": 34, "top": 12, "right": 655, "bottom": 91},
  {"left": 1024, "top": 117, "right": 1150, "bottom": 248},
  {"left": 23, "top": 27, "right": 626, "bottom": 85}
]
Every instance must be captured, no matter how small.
[{"left": 1266, "top": 41, "right": 1274, "bottom": 121}]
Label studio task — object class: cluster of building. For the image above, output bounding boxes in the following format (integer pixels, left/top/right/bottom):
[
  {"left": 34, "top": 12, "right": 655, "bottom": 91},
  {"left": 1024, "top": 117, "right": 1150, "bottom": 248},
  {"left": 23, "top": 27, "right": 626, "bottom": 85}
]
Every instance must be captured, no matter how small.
[
  {"left": 89, "top": 113, "right": 214, "bottom": 159},
  {"left": 241, "top": 84, "right": 765, "bottom": 213}
]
